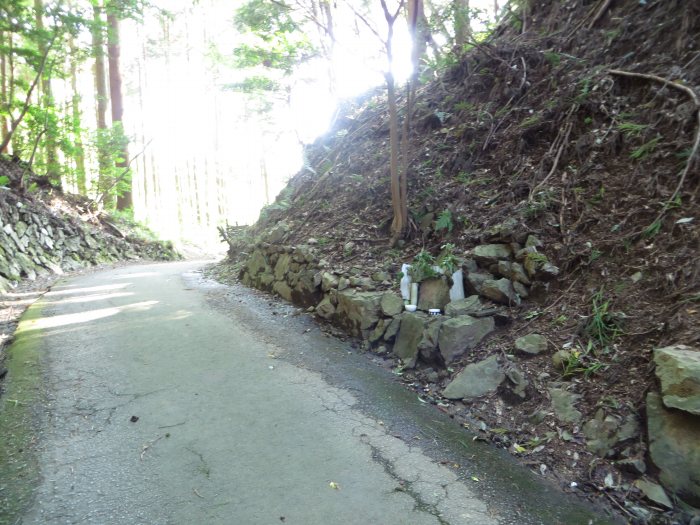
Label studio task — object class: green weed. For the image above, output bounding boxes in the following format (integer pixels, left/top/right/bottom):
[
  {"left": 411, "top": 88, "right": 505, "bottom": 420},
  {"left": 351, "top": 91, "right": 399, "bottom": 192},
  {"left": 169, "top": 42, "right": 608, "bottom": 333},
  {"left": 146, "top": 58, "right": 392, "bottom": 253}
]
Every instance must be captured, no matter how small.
[
  {"left": 617, "top": 121, "right": 647, "bottom": 137},
  {"left": 630, "top": 137, "right": 660, "bottom": 160},
  {"left": 435, "top": 209, "right": 454, "bottom": 233},
  {"left": 584, "top": 289, "right": 622, "bottom": 347}
]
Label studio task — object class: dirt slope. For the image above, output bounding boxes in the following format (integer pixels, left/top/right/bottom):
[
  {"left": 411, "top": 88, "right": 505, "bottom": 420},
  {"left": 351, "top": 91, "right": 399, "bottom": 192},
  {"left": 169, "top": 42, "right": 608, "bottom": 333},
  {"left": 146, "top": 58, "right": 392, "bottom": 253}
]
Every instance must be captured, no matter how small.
[{"left": 218, "top": 1, "right": 700, "bottom": 522}]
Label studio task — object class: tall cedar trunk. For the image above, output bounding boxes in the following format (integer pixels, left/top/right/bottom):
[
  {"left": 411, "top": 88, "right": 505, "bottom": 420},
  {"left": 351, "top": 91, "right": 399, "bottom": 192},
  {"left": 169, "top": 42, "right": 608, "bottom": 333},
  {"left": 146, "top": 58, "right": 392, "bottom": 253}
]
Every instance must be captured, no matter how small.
[
  {"left": 454, "top": 0, "right": 471, "bottom": 49},
  {"left": 0, "top": 31, "right": 9, "bottom": 150},
  {"left": 92, "top": 2, "right": 114, "bottom": 207},
  {"left": 107, "top": 12, "right": 132, "bottom": 209},
  {"left": 34, "top": 0, "right": 60, "bottom": 186},
  {"left": 69, "top": 34, "right": 87, "bottom": 194}
]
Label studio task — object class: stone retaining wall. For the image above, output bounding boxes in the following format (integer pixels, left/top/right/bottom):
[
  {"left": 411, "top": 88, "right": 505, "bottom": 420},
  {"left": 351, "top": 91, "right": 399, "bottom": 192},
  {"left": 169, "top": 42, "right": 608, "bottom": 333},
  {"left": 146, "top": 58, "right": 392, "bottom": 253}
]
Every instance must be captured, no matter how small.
[{"left": 0, "top": 190, "right": 178, "bottom": 292}]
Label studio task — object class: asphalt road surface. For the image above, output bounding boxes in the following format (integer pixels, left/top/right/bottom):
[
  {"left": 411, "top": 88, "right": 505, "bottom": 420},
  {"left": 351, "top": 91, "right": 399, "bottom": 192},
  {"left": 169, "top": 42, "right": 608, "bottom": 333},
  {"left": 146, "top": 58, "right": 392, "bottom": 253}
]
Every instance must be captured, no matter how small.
[{"left": 3, "top": 261, "right": 616, "bottom": 524}]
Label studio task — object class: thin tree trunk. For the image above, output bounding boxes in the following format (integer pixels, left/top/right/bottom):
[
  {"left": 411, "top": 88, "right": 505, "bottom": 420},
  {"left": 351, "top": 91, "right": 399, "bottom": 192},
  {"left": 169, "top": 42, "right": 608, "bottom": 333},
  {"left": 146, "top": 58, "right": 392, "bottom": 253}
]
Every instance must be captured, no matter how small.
[
  {"left": 92, "top": 2, "right": 113, "bottom": 207},
  {"left": 0, "top": 31, "right": 55, "bottom": 155},
  {"left": 0, "top": 31, "right": 9, "bottom": 151},
  {"left": 69, "top": 34, "right": 87, "bottom": 194},
  {"left": 34, "top": 0, "right": 60, "bottom": 186},
  {"left": 107, "top": 12, "right": 131, "bottom": 210},
  {"left": 454, "top": 0, "right": 471, "bottom": 49}
]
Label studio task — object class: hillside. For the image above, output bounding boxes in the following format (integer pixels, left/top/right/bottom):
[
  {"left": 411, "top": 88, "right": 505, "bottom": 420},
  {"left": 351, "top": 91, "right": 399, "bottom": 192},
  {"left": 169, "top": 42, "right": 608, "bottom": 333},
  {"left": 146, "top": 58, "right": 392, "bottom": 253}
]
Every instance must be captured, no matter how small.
[{"left": 215, "top": 0, "right": 700, "bottom": 522}]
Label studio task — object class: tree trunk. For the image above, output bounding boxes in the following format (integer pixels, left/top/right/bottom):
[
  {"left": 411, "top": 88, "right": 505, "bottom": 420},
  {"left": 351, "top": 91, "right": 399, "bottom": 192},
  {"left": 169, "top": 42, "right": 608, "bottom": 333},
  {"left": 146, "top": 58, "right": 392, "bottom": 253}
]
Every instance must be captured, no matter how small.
[
  {"left": 92, "top": 2, "right": 114, "bottom": 207},
  {"left": 107, "top": 11, "right": 132, "bottom": 210},
  {"left": 454, "top": 0, "right": 471, "bottom": 49},
  {"left": 34, "top": 0, "right": 60, "bottom": 186},
  {"left": 0, "top": 31, "right": 9, "bottom": 151},
  {"left": 69, "top": 34, "right": 87, "bottom": 194}
]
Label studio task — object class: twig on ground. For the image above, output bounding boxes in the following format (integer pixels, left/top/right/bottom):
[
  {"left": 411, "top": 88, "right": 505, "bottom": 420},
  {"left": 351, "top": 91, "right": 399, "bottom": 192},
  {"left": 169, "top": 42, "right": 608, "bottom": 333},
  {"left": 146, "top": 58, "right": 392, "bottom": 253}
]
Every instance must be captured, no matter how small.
[
  {"left": 516, "top": 273, "right": 581, "bottom": 334},
  {"left": 529, "top": 105, "right": 577, "bottom": 200},
  {"left": 588, "top": 0, "right": 613, "bottom": 28},
  {"left": 193, "top": 488, "right": 205, "bottom": 499},
  {"left": 140, "top": 435, "right": 164, "bottom": 460}
]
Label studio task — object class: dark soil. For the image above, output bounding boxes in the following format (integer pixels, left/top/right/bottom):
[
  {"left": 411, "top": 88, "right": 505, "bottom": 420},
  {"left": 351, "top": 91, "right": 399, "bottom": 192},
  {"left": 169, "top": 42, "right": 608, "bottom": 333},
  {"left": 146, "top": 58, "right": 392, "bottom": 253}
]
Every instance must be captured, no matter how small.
[{"left": 216, "top": 0, "right": 700, "bottom": 523}]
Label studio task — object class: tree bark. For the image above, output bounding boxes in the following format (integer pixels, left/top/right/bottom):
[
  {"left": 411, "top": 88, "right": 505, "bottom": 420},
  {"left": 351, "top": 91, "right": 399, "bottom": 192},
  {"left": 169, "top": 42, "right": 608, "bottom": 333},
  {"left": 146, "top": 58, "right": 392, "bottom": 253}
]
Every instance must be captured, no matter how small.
[
  {"left": 0, "top": 31, "right": 9, "bottom": 151},
  {"left": 92, "top": 1, "right": 114, "bottom": 207},
  {"left": 107, "top": 11, "right": 132, "bottom": 209},
  {"left": 69, "top": 34, "right": 87, "bottom": 194},
  {"left": 34, "top": 0, "right": 61, "bottom": 188},
  {"left": 454, "top": 0, "right": 471, "bottom": 49}
]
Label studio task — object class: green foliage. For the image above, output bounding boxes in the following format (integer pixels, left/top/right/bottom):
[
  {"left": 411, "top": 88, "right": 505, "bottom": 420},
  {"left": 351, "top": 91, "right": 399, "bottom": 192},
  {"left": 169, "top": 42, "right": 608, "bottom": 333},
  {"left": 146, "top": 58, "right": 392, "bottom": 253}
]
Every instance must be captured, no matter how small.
[
  {"left": 438, "top": 243, "right": 460, "bottom": 274},
  {"left": 560, "top": 343, "right": 607, "bottom": 379},
  {"left": 617, "top": 121, "right": 647, "bottom": 137},
  {"left": 409, "top": 250, "right": 438, "bottom": 283},
  {"left": 0, "top": 176, "right": 9, "bottom": 187},
  {"left": 233, "top": 0, "right": 314, "bottom": 75},
  {"left": 630, "top": 137, "right": 660, "bottom": 160},
  {"left": 584, "top": 290, "right": 622, "bottom": 347},
  {"left": 544, "top": 51, "right": 561, "bottom": 67},
  {"left": 435, "top": 209, "right": 454, "bottom": 233}
]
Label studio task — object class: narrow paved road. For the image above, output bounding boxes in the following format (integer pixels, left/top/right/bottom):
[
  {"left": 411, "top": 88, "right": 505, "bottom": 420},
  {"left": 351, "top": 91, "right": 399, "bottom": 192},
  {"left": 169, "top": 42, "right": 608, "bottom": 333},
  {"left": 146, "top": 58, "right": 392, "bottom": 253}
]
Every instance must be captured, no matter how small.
[{"left": 7, "top": 262, "right": 613, "bottom": 524}]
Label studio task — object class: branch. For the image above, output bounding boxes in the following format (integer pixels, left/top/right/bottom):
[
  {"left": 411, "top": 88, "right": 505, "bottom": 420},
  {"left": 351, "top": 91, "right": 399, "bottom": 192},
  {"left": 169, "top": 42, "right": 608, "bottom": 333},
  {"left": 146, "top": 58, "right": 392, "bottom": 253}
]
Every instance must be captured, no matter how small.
[
  {"left": 608, "top": 69, "right": 700, "bottom": 227},
  {"left": 0, "top": 31, "right": 58, "bottom": 153}
]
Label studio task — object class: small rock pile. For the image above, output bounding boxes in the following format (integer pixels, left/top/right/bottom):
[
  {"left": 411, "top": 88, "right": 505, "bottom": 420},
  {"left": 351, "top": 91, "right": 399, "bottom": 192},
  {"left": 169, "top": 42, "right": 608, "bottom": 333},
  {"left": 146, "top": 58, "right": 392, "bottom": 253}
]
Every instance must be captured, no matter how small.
[{"left": 0, "top": 190, "right": 179, "bottom": 291}]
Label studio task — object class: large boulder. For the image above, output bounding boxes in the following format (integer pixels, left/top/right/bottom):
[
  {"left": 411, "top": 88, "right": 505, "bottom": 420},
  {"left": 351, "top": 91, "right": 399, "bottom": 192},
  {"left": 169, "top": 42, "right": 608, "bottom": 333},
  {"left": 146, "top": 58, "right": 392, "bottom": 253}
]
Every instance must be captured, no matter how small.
[
  {"left": 417, "top": 278, "right": 451, "bottom": 311},
  {"left": 274, "top": 253, "right": 292, "bottom": 281},
  {"left": 471, "top": 244, "right": 512, "bottom": 266},
  {"left": 437, "top": 315, "right": 495, "bottom": 364},
  {"left": 336, "top": 290, "right": 384, "bottom": 337},
  {"left": 445, "top": 295, "right": 482, "bottom": 317},
  {"left": 480, "top": 278, "right": 520, "bottom": 306},
  {"left": 393, "top": 313, "right": 425, "bottom": 365},
  {"left": 443, "top": 355, "right": 505, "bottom": 400},
  {"left": 654, "top": 345, "right": 700, "bottom": 415},
  {"left": 646, "top": 392, "right": 700, "bottom": 507},
  {"left": 380, "top": 293, "right": 405, "bottom": 317},
  {"left": 464, "top": 270, "right": 493, "bottom": 295}
]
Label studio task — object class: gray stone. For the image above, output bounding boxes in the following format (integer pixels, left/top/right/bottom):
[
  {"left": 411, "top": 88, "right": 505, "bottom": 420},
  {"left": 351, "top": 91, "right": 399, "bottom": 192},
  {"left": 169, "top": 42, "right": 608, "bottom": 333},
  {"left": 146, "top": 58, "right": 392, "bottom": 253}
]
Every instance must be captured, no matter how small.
[
  {"left": 368, "top": 319, "right": 387, "bottom": 343},
  {"left": 506, "top": 366, "right": 529, "bottom": 398},
  {"left": 445, "top": 295, "right": 482, "bottom": 317},
  {"left": 336, "top": 290, "right": 384, "bottom": 336},
  {"left": 383, "top": 318, "right": 401, "bottom": 342},
  {"left": 515, "top": 333, "right": 547, "bottom": 355},
  {"left": 549, "top": 387, "right": 582, "bottom": 423},
  {"left": 552, "top": 349, "right": 572, "bottom": 370},
  {"left": 646, "top": 392, "right": 700, "bottom": 506},
  {"left": 316, "top": 297, "right": 336, "bottom": 319},
  {"left": 480, "top": 278, "right": 520, "bottom": 305},
  {"left": 525, "top": 235, "right": 543, "bottom": 248},
  {"left": 443, "top": 355, "right": 505, "bottom": 400},
  {"left": 418, "top": 317, "right": 445, "bottom": 360},
  {"left": 583, "top": 409, "right": 640, "bottom": 458},
  {"left": 337, "top": 276, "right": 350, "bottom": 291},
  {"left": 437, "top": 315, "right": 495, "bottom": 364},
  {"left": 654, "top": 345, "right": 700, "bottom": 415},
  {"left": 247, "top": 250, "right": 269, "bottom": 275},
  {"left": 393, "top": 313, "right": 425, "bottom": 365},
  {"left": 510, "top": 262, "right": 531, "bottom": 285},
  {"left": 634, "top": 479, "right": 673, "bottom": 509},
  {"left": 273, "top": 281, "right": 293, "bottom": 301},
  {"left": 371, "top": 271, "right": 390, "bottom": 282},
  {"left": 472, "top": 244, "right": 512, "bottom": 266},
  {"left": 380, "top": 293, "right": 404, "bottom": 317},
  {"left": 417, "top": 278, "right": 451, "bottom": 311},
  {"left": 266, "top": 222, "right": 289, "bottom": 243},
  {"left": 512, "top": 281, "right": 529, "bottom": 299},
  {"left": 274, "top": 253, "right": 292, "bottom": 281},
  {"left": 464, "top": 271, "right": 493, "bottom": 295}
]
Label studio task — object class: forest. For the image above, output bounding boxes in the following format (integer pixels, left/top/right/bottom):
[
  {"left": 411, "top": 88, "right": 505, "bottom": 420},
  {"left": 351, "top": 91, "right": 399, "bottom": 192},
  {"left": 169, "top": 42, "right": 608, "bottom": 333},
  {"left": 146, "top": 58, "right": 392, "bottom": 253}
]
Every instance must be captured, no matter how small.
[{"left": 0, "top": 0, "right": 505, "bottom": 247}]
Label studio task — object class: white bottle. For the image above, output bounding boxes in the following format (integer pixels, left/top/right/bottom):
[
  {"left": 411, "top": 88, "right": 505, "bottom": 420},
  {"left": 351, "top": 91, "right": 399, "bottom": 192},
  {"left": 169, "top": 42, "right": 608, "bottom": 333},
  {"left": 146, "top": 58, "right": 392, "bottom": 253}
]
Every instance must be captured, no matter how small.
[{"left": 400, "top": 264, "right": 412, "bottom": 303}]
